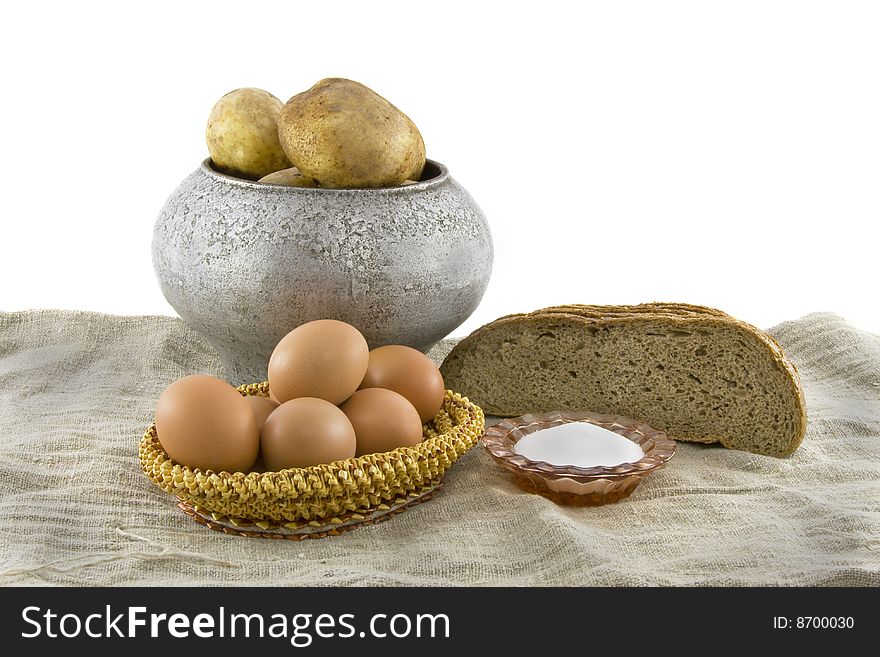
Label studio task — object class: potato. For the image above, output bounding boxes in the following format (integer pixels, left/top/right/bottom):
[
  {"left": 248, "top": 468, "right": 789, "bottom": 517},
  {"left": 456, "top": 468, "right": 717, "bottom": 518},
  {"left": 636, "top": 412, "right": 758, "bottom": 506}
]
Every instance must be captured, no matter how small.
[
  {"left": 277, "top": 78, "right": 425, "bottom": 188},
  {"left": 258, "top": 167, "right": 315, "bottom": 187},
  {"left": 206, "top": 88, "right": 291, "bottom": 179}
]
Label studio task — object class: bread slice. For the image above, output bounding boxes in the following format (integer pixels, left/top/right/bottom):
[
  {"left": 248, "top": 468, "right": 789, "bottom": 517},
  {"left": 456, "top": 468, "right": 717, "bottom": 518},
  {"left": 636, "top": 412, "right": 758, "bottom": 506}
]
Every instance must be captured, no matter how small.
[{"left": 441, "top": 304, "right": 807, "bottom": 457}]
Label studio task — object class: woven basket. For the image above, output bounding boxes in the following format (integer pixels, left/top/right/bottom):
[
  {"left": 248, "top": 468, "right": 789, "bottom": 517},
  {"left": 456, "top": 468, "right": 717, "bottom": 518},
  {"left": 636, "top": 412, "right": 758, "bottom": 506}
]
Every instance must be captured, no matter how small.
[{"left": 139, "top": 382, "right": 484, "bottom": 524}]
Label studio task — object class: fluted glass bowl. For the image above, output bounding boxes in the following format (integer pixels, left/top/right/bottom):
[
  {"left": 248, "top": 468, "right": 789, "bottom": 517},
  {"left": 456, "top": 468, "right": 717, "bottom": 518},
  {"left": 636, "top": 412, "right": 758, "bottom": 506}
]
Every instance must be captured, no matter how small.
[{"left": 482, "top": 410, "right": 676, "bottom": 506}]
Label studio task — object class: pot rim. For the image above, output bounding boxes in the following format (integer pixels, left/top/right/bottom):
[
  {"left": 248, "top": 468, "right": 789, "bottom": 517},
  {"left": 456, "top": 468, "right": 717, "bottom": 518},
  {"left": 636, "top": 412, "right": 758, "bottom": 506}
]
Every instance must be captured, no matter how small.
[{"left": 200, "top": 158, "right": 450, "bottom": 193}]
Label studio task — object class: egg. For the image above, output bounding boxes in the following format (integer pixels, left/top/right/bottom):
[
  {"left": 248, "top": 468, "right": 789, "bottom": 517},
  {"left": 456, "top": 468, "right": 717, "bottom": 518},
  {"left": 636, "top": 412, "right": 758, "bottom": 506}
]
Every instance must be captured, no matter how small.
[
  {"left": 268, "top": 319, "right": 369, "bottom": 405},
  {"left": 359, "top": 345, "right": 446, "bottom": 423},
  {"left": 261, "top": 397, "right": 357, "bottom": 470},
  {"left": 341, "top": 388, "right": 423, "bottom": 456},
  {"left": 244, "top": 394, "right": 278, "bottom": 431},
  {"left": 155, "top": 375, "right": 259, "bottom": 472}
]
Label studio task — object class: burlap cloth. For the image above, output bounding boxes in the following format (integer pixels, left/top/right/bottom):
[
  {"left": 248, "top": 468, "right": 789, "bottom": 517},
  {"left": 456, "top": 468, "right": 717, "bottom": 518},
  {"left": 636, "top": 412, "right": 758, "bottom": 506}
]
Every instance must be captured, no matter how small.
[{"left": 0, "top": 310, "right": 877, "bottom": 586}]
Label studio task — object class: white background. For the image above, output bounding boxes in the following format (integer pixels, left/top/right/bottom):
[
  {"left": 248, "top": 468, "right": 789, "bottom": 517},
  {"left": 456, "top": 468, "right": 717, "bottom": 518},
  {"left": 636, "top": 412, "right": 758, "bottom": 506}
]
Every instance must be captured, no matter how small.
[{"left": 1, "top": 0, "right": 878, "bottom": 336}]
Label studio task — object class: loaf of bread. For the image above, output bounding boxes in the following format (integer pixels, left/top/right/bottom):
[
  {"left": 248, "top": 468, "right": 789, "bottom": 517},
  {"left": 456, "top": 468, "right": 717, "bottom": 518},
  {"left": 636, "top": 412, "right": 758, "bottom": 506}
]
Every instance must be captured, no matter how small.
[{"left": 440, "top": 303, "right": 807, "bottom": 457}]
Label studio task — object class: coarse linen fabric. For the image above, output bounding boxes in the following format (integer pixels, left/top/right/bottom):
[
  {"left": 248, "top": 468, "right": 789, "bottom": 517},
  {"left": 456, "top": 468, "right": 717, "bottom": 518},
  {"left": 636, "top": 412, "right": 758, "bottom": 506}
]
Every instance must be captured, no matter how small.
[{"left": 0, "top": 310, "right": 878, "bottom": 586}]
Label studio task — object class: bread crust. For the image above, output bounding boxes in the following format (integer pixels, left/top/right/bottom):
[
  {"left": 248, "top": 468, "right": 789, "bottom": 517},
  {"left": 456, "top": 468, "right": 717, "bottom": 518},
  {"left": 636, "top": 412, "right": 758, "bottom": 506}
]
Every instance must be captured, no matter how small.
[{"left": 442, "top": 303, "right": 807, "bottom": 457}]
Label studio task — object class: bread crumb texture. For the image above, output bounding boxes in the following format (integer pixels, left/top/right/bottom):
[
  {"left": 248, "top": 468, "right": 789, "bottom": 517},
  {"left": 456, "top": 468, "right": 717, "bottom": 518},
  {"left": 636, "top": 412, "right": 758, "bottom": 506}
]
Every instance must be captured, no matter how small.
[{"left": 441, "top": 303, "right": 807, "bottom": 457}]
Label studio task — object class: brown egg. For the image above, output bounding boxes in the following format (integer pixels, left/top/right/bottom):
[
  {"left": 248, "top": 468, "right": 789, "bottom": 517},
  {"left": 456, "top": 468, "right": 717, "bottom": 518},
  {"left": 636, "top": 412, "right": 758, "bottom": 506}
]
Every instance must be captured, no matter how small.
[
  {"left": 341, "top": 388, "right": 423, "bottom": 456},
  {"left": 244, "top": 395, "right": 278, "bottom": 431},
  {"left": 268, "top": 319, "right": 369, "bottom": 405},
  {"left": 261, "top": 397, "right": 357, "bottom": 470},
  {"left": 155, "top": 375, "right": 259, "bottom": 472},
  {"left": 359, "top": 345, "right": 446, "bottom": 422}
]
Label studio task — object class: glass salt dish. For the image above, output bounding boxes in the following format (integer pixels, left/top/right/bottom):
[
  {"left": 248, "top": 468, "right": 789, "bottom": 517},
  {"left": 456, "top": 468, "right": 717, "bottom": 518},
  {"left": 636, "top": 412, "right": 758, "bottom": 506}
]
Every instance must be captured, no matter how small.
[{"left": 482, "top": 410, "right": 676, "bottom": 506}]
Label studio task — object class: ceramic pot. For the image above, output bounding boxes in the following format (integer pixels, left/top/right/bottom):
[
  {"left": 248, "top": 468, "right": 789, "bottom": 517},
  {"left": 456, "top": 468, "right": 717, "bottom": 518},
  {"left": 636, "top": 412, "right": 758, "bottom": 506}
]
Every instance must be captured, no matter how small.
[{"left": 153, "top": 159, "right": 493, "bottom": 384}]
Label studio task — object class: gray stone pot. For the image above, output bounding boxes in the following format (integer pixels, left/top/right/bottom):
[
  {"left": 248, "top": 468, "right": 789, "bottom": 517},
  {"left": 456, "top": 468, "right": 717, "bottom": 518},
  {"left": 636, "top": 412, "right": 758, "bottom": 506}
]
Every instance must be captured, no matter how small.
[{"left": 153, "top": 159, "right": 493, "bottom": 385}]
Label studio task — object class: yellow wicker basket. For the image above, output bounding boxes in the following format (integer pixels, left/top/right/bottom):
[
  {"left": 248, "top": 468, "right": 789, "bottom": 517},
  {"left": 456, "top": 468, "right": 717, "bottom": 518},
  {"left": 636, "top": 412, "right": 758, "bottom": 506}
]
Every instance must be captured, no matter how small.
[{"left": 139, "top": 382, "right": 484, "bottom": 533}]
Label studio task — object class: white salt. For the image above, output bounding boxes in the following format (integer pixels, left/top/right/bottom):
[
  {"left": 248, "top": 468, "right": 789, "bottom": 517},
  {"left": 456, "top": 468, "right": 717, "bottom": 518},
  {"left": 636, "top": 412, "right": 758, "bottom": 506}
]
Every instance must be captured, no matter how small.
[{"left": 513, "top": 421, "right": 644, "bottom": 468}]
